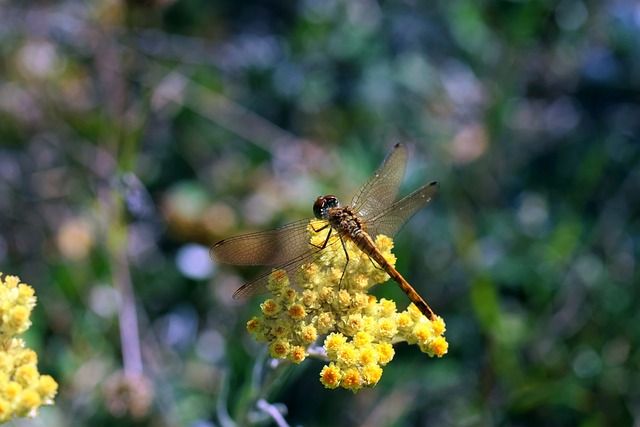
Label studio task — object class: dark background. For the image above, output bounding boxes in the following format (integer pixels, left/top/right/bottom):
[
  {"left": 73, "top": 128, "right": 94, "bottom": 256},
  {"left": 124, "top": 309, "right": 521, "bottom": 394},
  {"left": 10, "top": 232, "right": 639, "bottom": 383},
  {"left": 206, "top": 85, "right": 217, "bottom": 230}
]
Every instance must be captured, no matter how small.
[{"left": 0, "top": 0, "right": 638, "bottom": 426}]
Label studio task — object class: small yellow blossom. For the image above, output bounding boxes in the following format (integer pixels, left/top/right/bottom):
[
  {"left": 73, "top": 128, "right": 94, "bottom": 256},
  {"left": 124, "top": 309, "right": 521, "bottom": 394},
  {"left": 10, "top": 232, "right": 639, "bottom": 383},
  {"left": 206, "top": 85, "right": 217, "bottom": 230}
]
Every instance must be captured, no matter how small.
[
  {"left": 37, "top": 376, "right": 58, "bottom": 400},
  {"left": 15, "top": 349, "right": 37, "bottom": 366},
  {"left": 377, "top": 317, "right": 398, "bottom": 339},
  {"left": 270, "top": 319, "right": 290, "bottom": 337},
  {"left": 341, "top": 368, "right": 363, "bottom": 391},
  {"left": 361, "top": 315, "right": 376, "bottom": 333},
  {"left": 358, "top": 346, "right": 378, "bottom": 365},
  {"left": 267, "top": 269, "right": 289, "bottom": 294},
  {"left": 0, "top": 275, "right": 36, "bottom": 338},
  {"left": 430, "top": 336, "right": 449, "bottom": 357},
  {"left": 289, "top": 346, "right": 307, "bottom": 364},
  {"left": 288, "top": 304, "right": 306, "bottom": 319},
  {"left": 397, "top": 312, "right": 414, "bottom": 330},
  {"left": 412, "top": 322, "right": 432, "bottom": 342},
  {"left": 336, "top": 344, "right": 358, "bottom": 365},
  {"left": 318, "top": 286, "right": 334, "bottom": 304},
  {"left": 17, "top": 285, "right": 34, "bottom": 300},
  {"left": 260, "top": 299, "right": 280, "bottom": 317},
  {"left": 353, "top": 331, "right": 372, "bottom": 348},
  {"left": 431, "top": 316, "right": 447, "bottom": 336},
  {"left": 14, "top": 365, "right": 39, "bottom": 387},
  {"left": 379, "top": 298, "right": 397, "bottom": 317},
  {"left": 0, "top": 273, "right": 57, "bottom": 422},
  {"left": 3, "top": 382, "right": 22, "bottom": 400},
  {"left": 337, "top": 289, "right": 351, "bottom": 307},
  {"left": 246, "top": 317, "right": 261, "bottom": 333},
  {"left": 375, "top": 235, "right": 394, "bottom": 252},
  {"left": 341, "top": 314, "right": 365, "bottom": 335},
  {"left": 324, "top": 332, "right": 347, "bottom": 356},
  {"left": 350, "top": 274, "right": 369, "bottom": 290},
  {"left": 243, "top": 222, "right": 448, "bottom": 391},
  {"left": 376, "top": 342, "right": 395, "bottom": 366},
  {"left": 315, "top": 312, "right": 335, "bottom": 334},
  {"left": 301, "top": 290, "right": 318, "bottom": 309},
  {"left": 300, "top": 263, "right": 321, "bottom": 287},
  {"left": 0, "top": 400, "right": 10, "bottom": 420},
  {"left": 362, "top": 364, "right": 383, "bottom": 386},
  {"left": 319, "top": 364, "right": 342, "bottom": 389},
  {"left": 16, "top": 389, "right": 40, "bottom": 416},
  {"left": 269, "top": 340, "right": 290, "bottom": 359},
  {"left": 351, "top": 292, "right": 369, "bottom": 310},
  {"left": 300, "top": 324, "right": 317, "bottom": 343},
  {"left": 5, "top": 307, "right": 30, "bottom": 332},
  {"left": 279, "top": 288, "right": 298, "bottom": 308},
  {"left": 407, "top": 303, "right": 424, "bottom": 321}
]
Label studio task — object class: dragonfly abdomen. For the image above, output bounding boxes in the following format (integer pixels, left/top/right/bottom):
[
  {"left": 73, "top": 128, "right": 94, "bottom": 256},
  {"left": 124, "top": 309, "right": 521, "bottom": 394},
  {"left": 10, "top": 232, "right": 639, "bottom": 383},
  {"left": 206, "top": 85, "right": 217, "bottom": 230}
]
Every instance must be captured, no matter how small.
[{"left": 347, "top": 228, "right": 436, "bottom": 320}]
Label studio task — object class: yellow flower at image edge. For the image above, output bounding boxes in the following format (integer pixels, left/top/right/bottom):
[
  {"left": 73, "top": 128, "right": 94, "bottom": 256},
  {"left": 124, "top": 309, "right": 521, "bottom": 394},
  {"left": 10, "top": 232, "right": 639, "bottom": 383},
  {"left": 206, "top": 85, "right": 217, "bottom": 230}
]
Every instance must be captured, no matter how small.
[
  {"left": 246, "top": 221, "right": 448, "bottom": 392},
  {"left": 0, "top": 273, "right": 58, "bottom": 423}
]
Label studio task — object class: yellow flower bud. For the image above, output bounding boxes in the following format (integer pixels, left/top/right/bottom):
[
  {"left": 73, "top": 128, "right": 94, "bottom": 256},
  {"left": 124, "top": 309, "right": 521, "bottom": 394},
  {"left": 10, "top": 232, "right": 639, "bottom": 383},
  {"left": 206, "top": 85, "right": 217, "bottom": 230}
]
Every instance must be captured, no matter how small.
[
  {"left": 38, "top": 375, "right": 58, "bottom": 399},
  {"left": 319, "top": 364, "right": 342, "bottom": 389},
  {"left": 288, "top": 303, "right": 306, "bottom": 319},
  {"left": 430, "top": 336, "right": 449, "bottom": 357},
  {"left": 341, "top": 368, "right": 362, "bottom": 390},
  {"left": 300, "top": 324, "right": 317, "bottom": 344},
  {"left": 260, "top": 299, "right": 280, "bottom": 317},
  {"left": 362, "top": 364, "right": 383, "bottom": 386},
  {"left": 376, "top": 342, "right": 395, "bottom": 365},
  {"left": 269, "top": 340, "right": 290, "bottom": 359},
  {"left": 2, "top": 382, "right": 22, "bottom": 400},
  {"left": 289, "top": 346, "right": 307, "bottom": 364}
]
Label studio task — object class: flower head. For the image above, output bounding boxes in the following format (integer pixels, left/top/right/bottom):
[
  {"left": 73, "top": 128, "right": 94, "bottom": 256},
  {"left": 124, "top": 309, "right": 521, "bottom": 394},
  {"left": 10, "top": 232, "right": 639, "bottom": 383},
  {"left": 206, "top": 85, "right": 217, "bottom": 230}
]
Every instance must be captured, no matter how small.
[
  {"left": 245, "top": 221, "right": 448, "bottom": 391},
  {"left": 0, "top": 273, "right": 58, "bottom": 422}
]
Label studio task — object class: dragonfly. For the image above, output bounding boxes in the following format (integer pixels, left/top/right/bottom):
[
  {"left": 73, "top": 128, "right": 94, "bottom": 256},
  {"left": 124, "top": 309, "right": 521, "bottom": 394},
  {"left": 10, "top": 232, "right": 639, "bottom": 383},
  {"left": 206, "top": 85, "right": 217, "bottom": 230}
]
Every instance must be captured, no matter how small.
[{"left": 210, "top": 143, "right": 439, "bottom": 320}]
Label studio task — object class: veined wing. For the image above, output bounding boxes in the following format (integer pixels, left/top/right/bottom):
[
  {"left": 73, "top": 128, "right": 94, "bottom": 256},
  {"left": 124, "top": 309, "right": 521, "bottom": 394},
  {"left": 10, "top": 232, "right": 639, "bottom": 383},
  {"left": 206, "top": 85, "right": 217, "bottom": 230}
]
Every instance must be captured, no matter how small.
[
  {"left": 221, "top": 221, "right": 344, "bottom": 299},
  {"left": 365, "top": 181, "right": 438, "bottom": 239},
  {"left": 230, "top": 250, "right": 312, "bottom": 299},
  {"left": 211, "top": 218, "right": 346, "bottom": 299},
  {"left": 210, "top": 219, "right": 313, "bottom": 266},
  {"left": 350, "top": 143, "right": 408, "bottom": 219}
]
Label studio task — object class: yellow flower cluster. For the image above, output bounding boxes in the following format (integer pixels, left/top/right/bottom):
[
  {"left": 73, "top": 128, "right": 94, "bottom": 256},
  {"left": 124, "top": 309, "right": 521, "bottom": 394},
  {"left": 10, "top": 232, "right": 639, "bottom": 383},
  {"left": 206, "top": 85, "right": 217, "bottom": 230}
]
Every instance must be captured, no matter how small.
[
  {"left": 0, "top": 274, "right": 58, "bottom": 423},
  {"left": 246, "top": 220, "right": 448, "bottom": 391}
]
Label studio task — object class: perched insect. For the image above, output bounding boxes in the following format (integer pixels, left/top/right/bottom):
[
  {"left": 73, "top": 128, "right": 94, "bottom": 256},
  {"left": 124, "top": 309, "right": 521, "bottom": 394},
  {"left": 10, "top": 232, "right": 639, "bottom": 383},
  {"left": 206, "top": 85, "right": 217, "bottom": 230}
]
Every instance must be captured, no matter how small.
[{"left": 211, "top": 143, "right": 438, "bottom": 319}]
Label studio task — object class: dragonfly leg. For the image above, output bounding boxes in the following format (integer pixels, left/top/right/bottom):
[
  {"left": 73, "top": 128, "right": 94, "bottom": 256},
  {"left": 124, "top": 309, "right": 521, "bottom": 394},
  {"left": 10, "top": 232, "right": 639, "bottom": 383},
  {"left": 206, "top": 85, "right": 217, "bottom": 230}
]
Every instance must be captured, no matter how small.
[
  {"left": 367, "top": 256, "right": 383, "bottom": 271},
  {"left": 337, "top": 235, "right": 350, "bottom": 291},
  {"left": 310, "top": 222, "right": 330, "bottom": 233},
  {"left": 310, "top": 225, "right": 333, "bottom": 250}
]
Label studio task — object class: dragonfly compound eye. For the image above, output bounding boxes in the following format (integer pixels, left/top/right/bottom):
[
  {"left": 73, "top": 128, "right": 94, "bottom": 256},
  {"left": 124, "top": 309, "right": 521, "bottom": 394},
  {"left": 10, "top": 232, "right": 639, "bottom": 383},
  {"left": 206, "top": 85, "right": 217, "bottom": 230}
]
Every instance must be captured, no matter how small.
[{"left": 313, "top": 195, "right": 340, "bottom": 219}]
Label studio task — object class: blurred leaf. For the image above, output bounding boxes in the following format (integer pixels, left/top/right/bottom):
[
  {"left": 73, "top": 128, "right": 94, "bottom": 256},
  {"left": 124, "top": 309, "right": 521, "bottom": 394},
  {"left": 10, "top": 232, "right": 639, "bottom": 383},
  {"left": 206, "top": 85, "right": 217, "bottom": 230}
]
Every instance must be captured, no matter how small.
[{"left": 470, "top": 275, "right": 501, "bottom": 333}]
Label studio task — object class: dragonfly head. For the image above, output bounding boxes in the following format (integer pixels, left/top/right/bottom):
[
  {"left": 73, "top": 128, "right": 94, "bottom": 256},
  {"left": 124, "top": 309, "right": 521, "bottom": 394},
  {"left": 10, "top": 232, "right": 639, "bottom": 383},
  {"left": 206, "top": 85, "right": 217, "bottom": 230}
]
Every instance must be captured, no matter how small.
[{"left": 313, "top": 195, "right": 340, "bottom": 220}]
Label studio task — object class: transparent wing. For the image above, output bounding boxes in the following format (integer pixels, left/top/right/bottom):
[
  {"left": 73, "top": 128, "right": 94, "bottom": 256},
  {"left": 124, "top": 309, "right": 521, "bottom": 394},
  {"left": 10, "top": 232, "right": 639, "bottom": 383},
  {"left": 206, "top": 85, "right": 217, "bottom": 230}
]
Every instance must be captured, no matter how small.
[
  {"left": 230, "top": 251, "right": 310, "bottom": 299},
  {"left": 366, "top": 181, "right": 438, "bottom": 238},
  {"left": 350, "top": 143, "right": 408, "bottom": 219},
  {"left": 210, "top": 219, "right": 312, "bottom": 266},
  {"left": 211, "top": 219, "right": 346, "bottom": 299},
  {"left": 227, "top": 226, "right": 344, "bottom": 299}
]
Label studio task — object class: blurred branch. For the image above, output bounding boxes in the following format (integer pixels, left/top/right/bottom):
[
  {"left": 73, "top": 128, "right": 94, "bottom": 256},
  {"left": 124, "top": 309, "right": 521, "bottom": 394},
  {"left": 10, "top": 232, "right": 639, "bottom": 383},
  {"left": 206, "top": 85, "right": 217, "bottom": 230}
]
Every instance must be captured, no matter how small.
[
  {"left": 90, "top": 11, "right": 145, "bottom": 378},
  {"left": 215, "top": 370, "right": 235, "bottom": 427},
  {"left": 256, "top": 399, "right": 290, "bottom": 427},
  {"left": 141, "top": 57, "right": 308, "bottom": 153},
  {"left": 110, "top": 218, "right": 144, "bottom": 376},
  {"left": 229, "top": 351, "right": 295, "bottom": 426},
  {"left": 360, "top": 386, "right": 415, "bottom": 427}
]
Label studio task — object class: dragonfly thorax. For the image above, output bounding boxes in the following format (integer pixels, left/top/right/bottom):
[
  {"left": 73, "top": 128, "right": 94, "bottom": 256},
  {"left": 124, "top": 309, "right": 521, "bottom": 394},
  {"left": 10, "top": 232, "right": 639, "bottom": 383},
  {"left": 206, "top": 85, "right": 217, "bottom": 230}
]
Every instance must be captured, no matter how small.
[{"left": 313, "top": 195, "right": 340, "bottom": 220}]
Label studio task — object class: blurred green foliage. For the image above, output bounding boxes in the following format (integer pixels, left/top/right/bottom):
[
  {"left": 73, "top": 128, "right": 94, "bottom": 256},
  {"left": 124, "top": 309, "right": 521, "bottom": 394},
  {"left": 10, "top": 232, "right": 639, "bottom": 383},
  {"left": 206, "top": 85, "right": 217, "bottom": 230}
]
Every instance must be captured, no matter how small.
[{"left": 0, "top": 0, "right": 639, "bottom": 426}]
